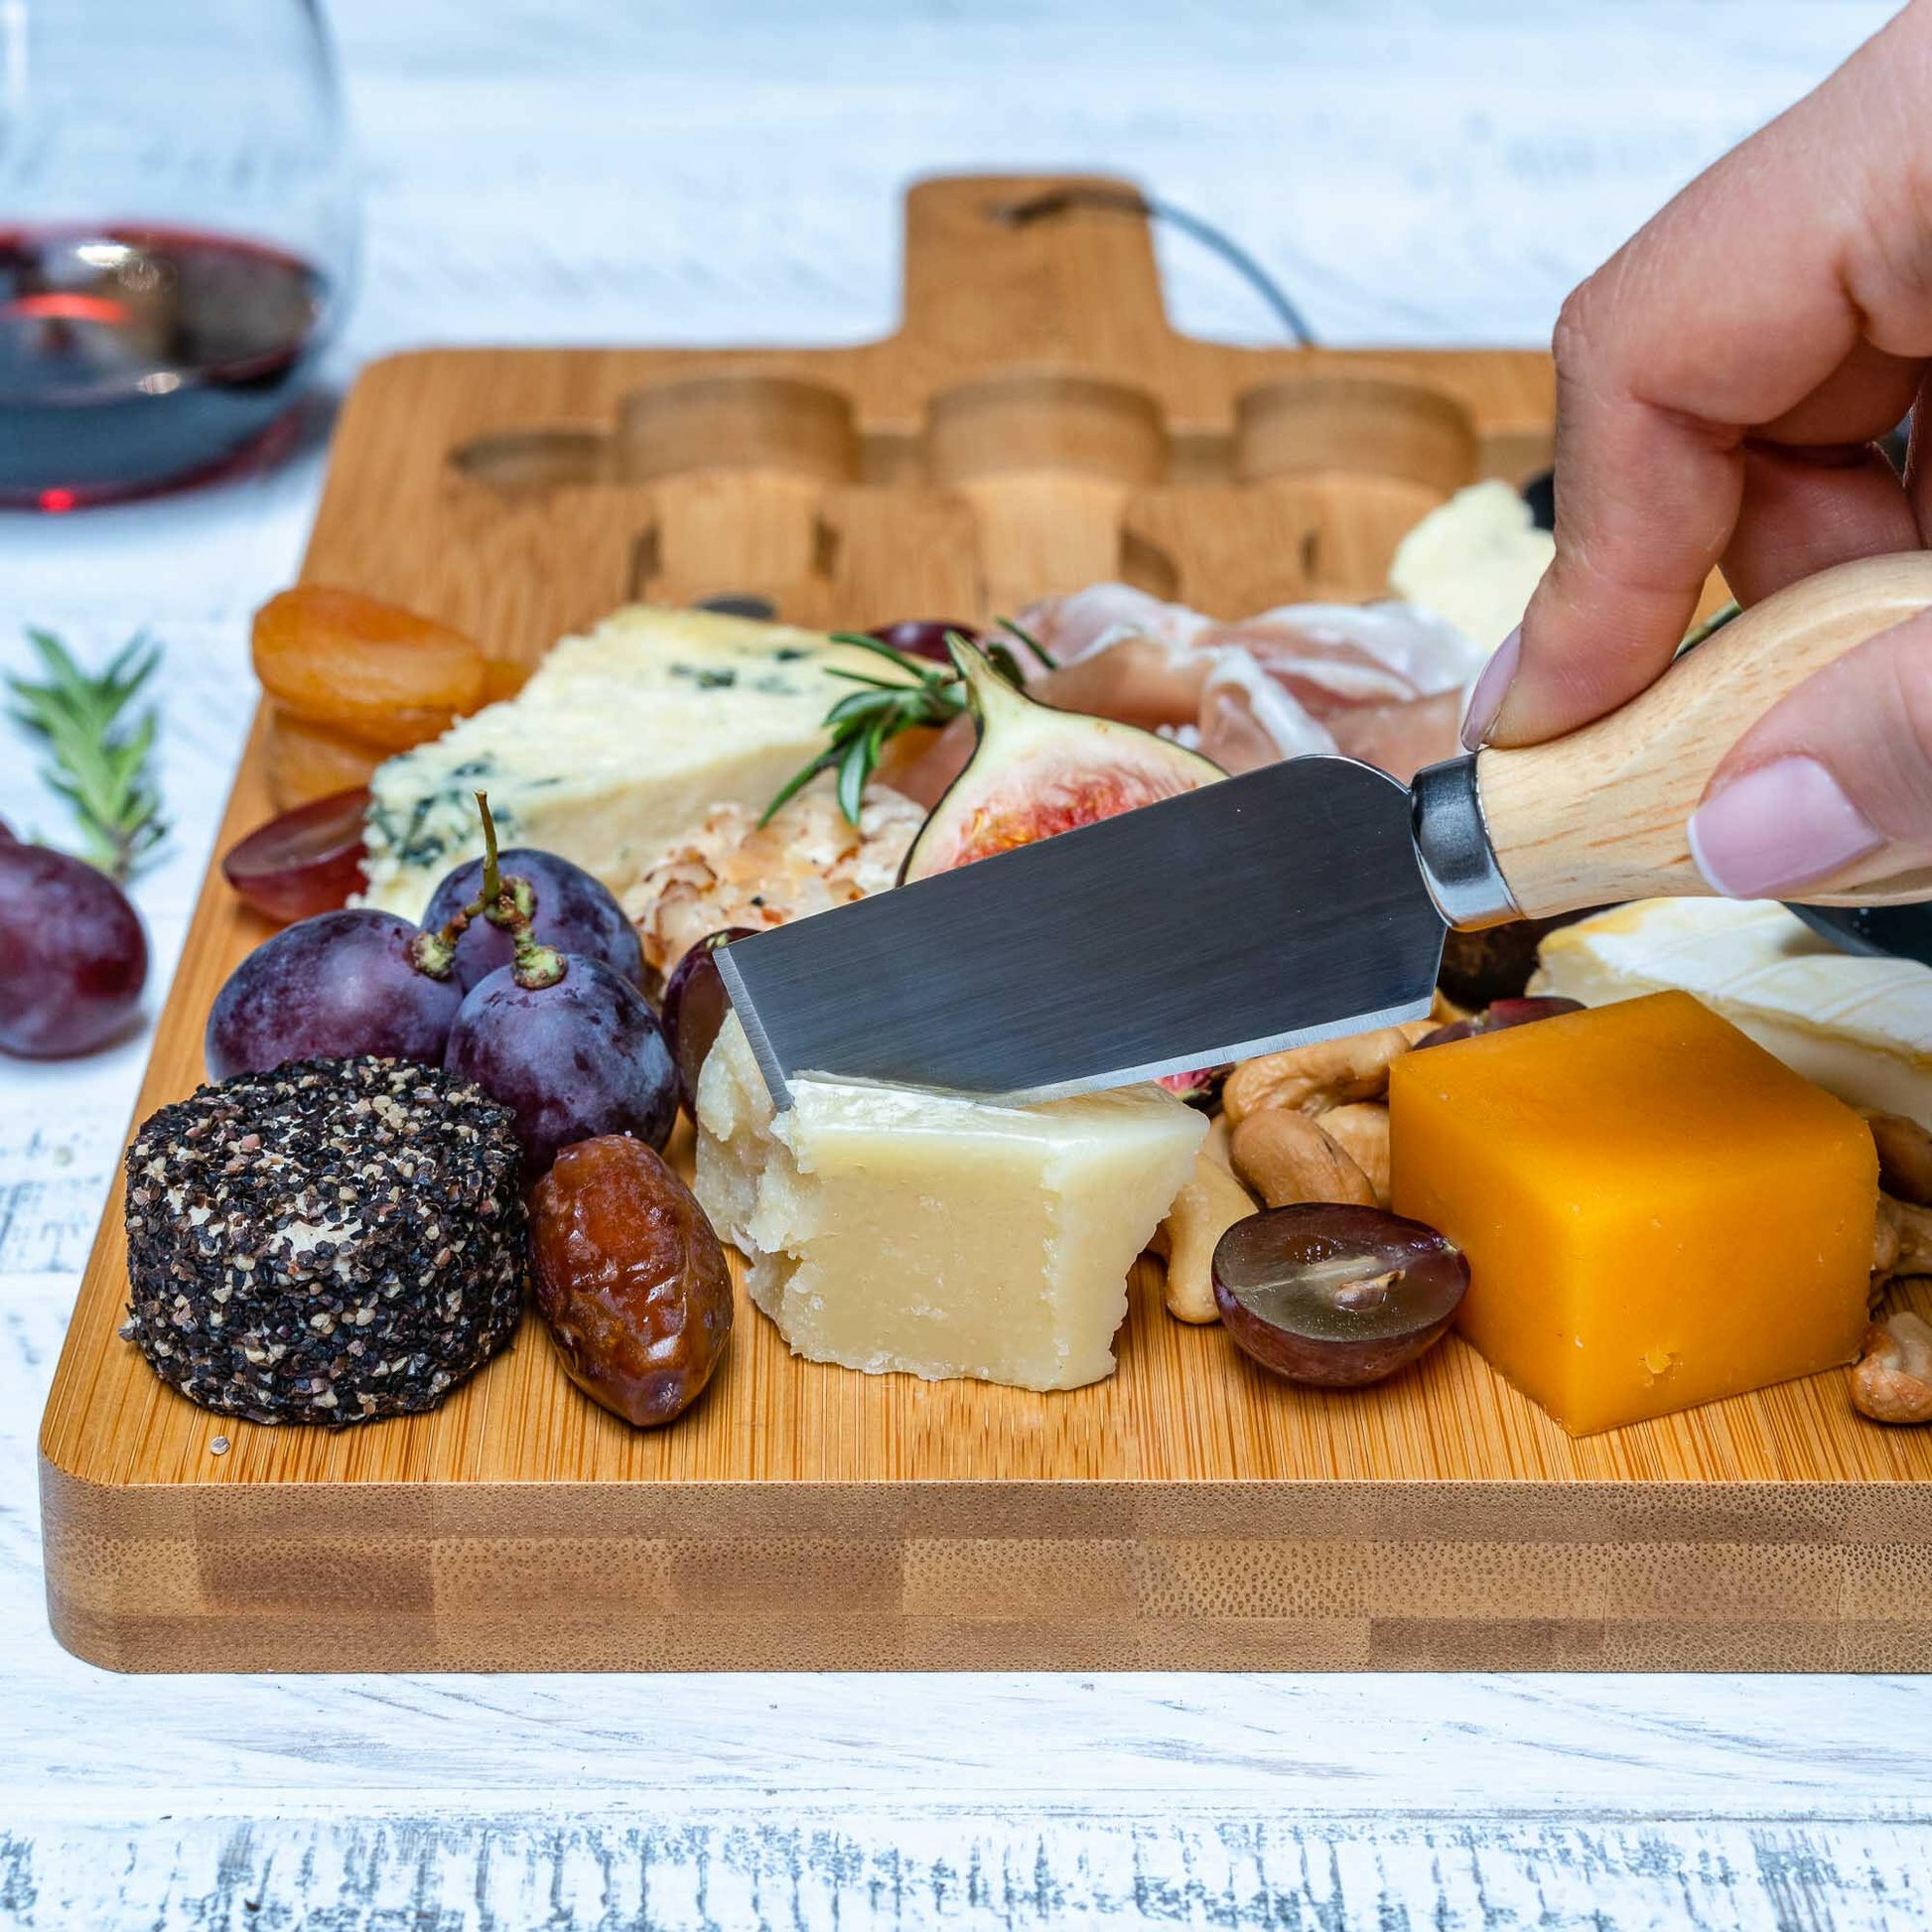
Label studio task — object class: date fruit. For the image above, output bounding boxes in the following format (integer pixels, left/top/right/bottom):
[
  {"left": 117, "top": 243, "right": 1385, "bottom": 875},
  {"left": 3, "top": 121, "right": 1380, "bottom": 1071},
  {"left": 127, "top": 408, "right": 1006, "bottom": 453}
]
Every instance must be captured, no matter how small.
[
  {"left": 1212, "top": 1203, "right": 1468, "bottom": 1388},
  {"left": 530, "top": 1135, "right": 734, "bottom": 1428}
]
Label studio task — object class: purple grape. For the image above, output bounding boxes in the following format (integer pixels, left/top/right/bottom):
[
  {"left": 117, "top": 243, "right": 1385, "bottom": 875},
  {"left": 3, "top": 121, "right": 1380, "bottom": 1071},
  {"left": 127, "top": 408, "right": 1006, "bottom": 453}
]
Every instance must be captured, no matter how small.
[
  {"left": 868, "top": 620, "right": 978, "bottom": 664},
  {"left": 1414, "top": 995, "right": 1585, "bottom": 1052},
  {"left": 445, "top": 953, "right": 676, "bottom": 1175},
  {"left": 206, "top": 908, "right": 462, "bottom": 1082},
  {"left": 661, "top": 927, "right": 753, "bottom": 1117},
  {"left": 0, "top": 843, "right": 148, "bottom": 1057},
  {"left": 419, "top": 847, "right": 642, "bottom": 994},
  {"left": 1214, "top": 1204, "right": 1468, "bottom": 1388},
  {"left": 0, "top": 814, "right": 16, "bottom": 843}
]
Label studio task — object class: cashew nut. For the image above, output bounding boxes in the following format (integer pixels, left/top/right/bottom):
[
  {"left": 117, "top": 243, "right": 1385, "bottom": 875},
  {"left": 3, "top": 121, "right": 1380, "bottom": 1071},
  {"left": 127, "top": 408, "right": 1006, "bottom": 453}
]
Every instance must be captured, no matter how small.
[
  {"left": 1313, "top": 1102, "right": 1390, "bottom": 1206},
  {"left": 1229, "top": 1108, "right": 1376, "bottom": 1210},
  {"left": 1875, "top": 1194, "right": 1932, "bottom": 1284},
  {"left": 1157, "top": 1149, "right": 1258, "bottom": 1323},
  {"left": 1852, "top": 1310, "right": 1932, "bottom": 1425},
  {"left": 1222, "top": 1020, "right": 1435, "bottom": 1125},
  {"left": 1866, "top": 1110, "right": 1932, "bottom": 1208}
]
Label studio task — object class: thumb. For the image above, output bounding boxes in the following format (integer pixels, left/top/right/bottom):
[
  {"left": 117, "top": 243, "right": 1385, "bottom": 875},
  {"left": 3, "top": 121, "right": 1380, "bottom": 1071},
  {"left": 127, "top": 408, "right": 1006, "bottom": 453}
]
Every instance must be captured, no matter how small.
[{"left": 1688, "top": 606, "right": 1932, "bottom": 898}]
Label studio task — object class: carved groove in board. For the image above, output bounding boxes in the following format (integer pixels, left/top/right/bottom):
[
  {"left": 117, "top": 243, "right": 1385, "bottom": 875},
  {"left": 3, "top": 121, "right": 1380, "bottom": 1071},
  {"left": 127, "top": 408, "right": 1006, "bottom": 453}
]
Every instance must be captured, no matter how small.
[
  {"left": 1235, "top": 371, "right": 1479, "bottom": 494},
  {"left": 450, "top": 426, "right": 609, "bottom": 490},
  {"left": 925, "top": 371, "right": 1169, "bottom": 485},
  {"left": 1116, "top": 526, "right": 1179, "bottom": 601},
  {"left": 617, "top": 373, "right": 861, "bottom": 483}
]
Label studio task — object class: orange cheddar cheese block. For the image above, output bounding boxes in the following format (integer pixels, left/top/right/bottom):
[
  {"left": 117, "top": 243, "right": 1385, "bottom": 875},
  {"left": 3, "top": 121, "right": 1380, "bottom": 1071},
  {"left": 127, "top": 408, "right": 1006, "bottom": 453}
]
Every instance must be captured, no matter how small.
[{"left": 1388, "top": 990, "right": 1874, "bottom": 1437}]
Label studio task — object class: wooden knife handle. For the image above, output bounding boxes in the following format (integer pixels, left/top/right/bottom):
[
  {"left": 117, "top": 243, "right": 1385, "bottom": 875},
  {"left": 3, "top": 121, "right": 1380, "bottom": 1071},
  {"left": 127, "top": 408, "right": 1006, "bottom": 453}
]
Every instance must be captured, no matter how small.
[{"left": 1477, "top": 551, "right": 1932, "bottom": 915}]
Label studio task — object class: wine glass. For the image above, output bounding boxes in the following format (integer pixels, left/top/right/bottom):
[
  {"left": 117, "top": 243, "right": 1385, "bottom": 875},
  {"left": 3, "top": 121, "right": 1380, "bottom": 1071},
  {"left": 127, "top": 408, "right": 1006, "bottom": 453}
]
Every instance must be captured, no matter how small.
[{"left": 0, "top": 0, "right": 359, "bottom": 508}]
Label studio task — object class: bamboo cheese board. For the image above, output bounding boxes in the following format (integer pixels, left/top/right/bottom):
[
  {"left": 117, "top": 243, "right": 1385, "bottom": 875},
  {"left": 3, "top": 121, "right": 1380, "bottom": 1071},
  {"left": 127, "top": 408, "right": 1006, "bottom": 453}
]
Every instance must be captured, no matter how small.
[{"left": 40, "top": 175, "right": 1932, "bottom": 1674}]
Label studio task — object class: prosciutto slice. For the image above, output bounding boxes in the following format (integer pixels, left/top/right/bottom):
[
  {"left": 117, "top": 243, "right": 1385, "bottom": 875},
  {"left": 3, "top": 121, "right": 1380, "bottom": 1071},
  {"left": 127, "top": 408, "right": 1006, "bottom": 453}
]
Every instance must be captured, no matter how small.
[{"left": 1008, "top": 584, "right": 1485, "bottom": 781}]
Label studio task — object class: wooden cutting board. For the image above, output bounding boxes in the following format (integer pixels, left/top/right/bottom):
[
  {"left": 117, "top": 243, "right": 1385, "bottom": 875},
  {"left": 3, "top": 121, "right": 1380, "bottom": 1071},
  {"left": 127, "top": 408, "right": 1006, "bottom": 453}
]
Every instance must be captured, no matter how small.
[{"left": 40, "top": 176, "right": 1932, "bottom": 1674}]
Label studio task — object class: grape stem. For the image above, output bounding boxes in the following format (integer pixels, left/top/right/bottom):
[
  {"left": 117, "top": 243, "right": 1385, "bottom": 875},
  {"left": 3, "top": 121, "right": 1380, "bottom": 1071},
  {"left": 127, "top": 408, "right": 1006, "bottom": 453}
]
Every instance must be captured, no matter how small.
[{"left": 408, "top": 791, "right": 566, "bottom": 990}]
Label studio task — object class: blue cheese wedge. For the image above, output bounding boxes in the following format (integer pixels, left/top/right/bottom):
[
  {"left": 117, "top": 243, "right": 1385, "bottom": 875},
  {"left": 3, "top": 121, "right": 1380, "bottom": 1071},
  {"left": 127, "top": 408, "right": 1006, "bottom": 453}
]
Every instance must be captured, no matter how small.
[
  {"left": 694, "top": 1014, "right": 1206, "bottom": 1391},
  {"left": 360, "top": 607, "right": 881, "bottom": 918},
  {"left": 1530, "top": 897, "right": 1932, "bottom": 1125}
]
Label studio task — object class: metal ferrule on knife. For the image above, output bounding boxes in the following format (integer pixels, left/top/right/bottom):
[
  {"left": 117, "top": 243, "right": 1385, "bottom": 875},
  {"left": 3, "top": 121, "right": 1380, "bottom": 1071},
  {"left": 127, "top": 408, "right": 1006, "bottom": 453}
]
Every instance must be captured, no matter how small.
[{"left": 1410, "top": 756, "right": 1521, "bottom": 932}]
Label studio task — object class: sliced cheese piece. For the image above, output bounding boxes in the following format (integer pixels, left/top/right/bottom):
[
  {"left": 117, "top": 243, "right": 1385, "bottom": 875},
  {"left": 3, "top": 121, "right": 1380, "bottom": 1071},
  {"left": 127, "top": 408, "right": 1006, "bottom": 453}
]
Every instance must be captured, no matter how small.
[
  {"left": 1390, "top": 991, "right": 1875, "bottom": 1437},
  {"left": 360, "top": 606, "right": 880, "bottom": 918},
  {"left": 694, "top": 1014, "right": 1206, "bottom": 1391},
  {"left": 1530, "top": 897, "right": 1932, "bottom": 1126}
]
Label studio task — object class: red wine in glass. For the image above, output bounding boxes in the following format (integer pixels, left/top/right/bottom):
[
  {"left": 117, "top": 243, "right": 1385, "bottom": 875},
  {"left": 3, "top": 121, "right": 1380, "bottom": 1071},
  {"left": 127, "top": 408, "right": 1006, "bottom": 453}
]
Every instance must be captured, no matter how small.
[{"left": 0, "top": 225, "right": 332, "bottom": 509}]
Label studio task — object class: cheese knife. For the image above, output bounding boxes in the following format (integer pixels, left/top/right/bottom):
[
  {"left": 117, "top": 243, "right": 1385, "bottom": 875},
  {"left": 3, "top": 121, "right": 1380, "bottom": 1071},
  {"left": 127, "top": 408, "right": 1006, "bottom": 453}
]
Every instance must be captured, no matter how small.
[{"left": 720, "top": 552, "right": 1932, "bottom": 1106}]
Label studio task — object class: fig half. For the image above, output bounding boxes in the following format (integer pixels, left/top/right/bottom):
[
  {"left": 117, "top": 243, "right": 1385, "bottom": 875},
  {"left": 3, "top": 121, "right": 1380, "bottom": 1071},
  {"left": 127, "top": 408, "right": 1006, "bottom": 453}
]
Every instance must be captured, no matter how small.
[{"left": 898, "top": 636, "right": 1223, "bottom": 883}]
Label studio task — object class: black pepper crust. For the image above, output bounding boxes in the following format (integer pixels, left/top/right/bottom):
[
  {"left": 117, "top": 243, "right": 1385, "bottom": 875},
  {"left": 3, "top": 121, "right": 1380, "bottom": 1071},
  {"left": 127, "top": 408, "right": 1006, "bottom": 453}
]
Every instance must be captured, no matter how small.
[{"left": 122, "top": 1057, "right": 527, "bottom": 1425}]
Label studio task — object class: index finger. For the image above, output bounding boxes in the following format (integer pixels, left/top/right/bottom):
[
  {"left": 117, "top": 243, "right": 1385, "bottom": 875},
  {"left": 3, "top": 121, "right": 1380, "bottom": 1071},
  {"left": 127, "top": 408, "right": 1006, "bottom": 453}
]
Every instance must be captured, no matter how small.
[{"left": 1480, "top": 3, "right": 1932, "bottom": 749}]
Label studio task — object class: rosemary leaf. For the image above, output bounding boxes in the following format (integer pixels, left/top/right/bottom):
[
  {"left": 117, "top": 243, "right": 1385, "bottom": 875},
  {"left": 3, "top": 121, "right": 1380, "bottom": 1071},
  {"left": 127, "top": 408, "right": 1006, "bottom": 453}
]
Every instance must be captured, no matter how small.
[
  {"left": 824, "top": 688, "right": 899, "bottom": 728},
  {"left": 827, "top": 631, "right": 943, "bottom": 676},
  {"left": 984, "top": 639, "right": 1032, "bottom": 689},
  {"left": 7, "top": 627, "right": 168, "bottom": 882},
  {"left": 996, "top": 615, "right": 1058, "bottom": 669},
  {"left": 765, "top": 623, "right": 1043, "bottom": 828},
  {"left": 758, "top": 746, "right": 842, "bottom": 828},
  {"left": 835, "top": 730, "right": 872, "bottom": 825},
  {"left": 821, "top": 667, "right": 929, "bottom": 691}
]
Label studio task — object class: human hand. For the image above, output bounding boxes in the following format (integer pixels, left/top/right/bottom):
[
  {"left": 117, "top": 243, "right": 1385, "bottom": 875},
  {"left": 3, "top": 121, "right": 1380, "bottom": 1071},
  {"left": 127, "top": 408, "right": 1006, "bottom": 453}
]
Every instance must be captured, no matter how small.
[{"left": 1462, "top": 1, "right": 1932, "bottom": 900}]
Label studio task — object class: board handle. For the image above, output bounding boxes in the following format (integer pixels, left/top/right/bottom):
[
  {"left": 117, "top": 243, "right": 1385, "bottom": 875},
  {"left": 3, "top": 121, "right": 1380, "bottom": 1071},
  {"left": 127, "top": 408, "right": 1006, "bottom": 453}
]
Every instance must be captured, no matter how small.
[{"left": 1474, "top": 551, "right": 1932, "bottom": 914}]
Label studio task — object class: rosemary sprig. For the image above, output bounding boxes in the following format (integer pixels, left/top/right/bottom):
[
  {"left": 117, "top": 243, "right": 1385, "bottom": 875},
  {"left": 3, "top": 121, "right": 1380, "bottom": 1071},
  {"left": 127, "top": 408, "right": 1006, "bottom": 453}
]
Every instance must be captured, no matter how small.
[
  {"left": 761, "top": 619, "right": 1056, "bottom": 827},
  {"left": 7, "top": 627, "right": 168, "bottom": 882},
  {"left": 1679, "top": 600, "right": 1741, "bottom": 653}
]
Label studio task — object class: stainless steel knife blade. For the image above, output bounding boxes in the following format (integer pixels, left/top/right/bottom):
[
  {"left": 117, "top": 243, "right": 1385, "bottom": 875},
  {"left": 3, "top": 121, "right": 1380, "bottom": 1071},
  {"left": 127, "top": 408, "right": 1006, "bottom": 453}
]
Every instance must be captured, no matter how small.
[{"left": 716, "top": 756, "right": 1451, "bottom": 1106}]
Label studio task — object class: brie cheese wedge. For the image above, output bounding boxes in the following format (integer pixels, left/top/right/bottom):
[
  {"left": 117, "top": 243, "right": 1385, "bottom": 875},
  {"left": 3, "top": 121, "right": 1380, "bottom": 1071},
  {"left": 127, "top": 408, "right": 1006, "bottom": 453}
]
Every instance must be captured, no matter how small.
[{"left": 1530, "top": 897, "right": 1932, "bottom": 1125}]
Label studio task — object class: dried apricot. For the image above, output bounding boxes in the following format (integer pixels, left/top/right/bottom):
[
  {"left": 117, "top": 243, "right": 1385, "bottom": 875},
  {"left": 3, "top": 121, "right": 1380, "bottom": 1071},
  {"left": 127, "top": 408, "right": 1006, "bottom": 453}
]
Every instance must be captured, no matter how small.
[
  {"left": 252, "top": 587, "right": 485, "bottom": 751},
  {"left": 483, "top": 658, "right": 532, "bottom": 704},
  {"left": 266, "top": 708, "right": 382, "bottom": 812}
]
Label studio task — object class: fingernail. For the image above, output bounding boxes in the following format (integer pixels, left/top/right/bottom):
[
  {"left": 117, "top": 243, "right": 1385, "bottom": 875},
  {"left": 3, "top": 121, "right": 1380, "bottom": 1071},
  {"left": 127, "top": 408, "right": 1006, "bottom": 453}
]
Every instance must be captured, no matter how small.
[
  {"left": 1687, "top": 756, "right": 1885, "bottom": 897},
  {"left": 1460, "top": 626, "right": 1520, "bottom": 751}
]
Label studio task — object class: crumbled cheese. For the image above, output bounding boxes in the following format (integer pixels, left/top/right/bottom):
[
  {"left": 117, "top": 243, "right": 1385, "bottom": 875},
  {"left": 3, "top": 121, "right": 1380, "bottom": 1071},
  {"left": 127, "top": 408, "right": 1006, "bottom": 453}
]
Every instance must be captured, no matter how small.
[{"left": 623, "top": 783, "right": 924, "bottom": 979}]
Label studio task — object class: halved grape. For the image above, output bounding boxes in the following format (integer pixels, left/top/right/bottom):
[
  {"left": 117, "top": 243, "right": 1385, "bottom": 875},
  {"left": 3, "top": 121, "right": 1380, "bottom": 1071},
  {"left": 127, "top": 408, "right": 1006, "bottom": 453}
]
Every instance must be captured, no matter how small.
[
  {"left": 444, "top": 953, "right": 676, "bottom": 1176},
  {"left": 1213, "top": 1204, "right": 1468, "bottom": 1388},
  {"left": 1416, "top": 995, "right": 1584, "bottom": 1051},
  {"left": 221, "top": 786, "right": 370, "bottom": 924},
  {"left": 0, "top": 844, "right": 148, "bottom": 1057},
  {"left": 660, "top": 927, "right": 753, "bottom": 1116},
  {"left": 206, "top": 908, "right": 461, "bottom": 1081},
  {"left": 420, "top": 847, "right": 643, "bottom": 993}
]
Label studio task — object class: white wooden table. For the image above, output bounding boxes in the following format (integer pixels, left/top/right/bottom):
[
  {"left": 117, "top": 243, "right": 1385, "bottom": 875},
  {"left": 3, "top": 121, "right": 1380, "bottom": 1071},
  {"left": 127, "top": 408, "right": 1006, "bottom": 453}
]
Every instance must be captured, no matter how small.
[{"left": 2, "top": 4, "right": 1921, "bottom": 1924}]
